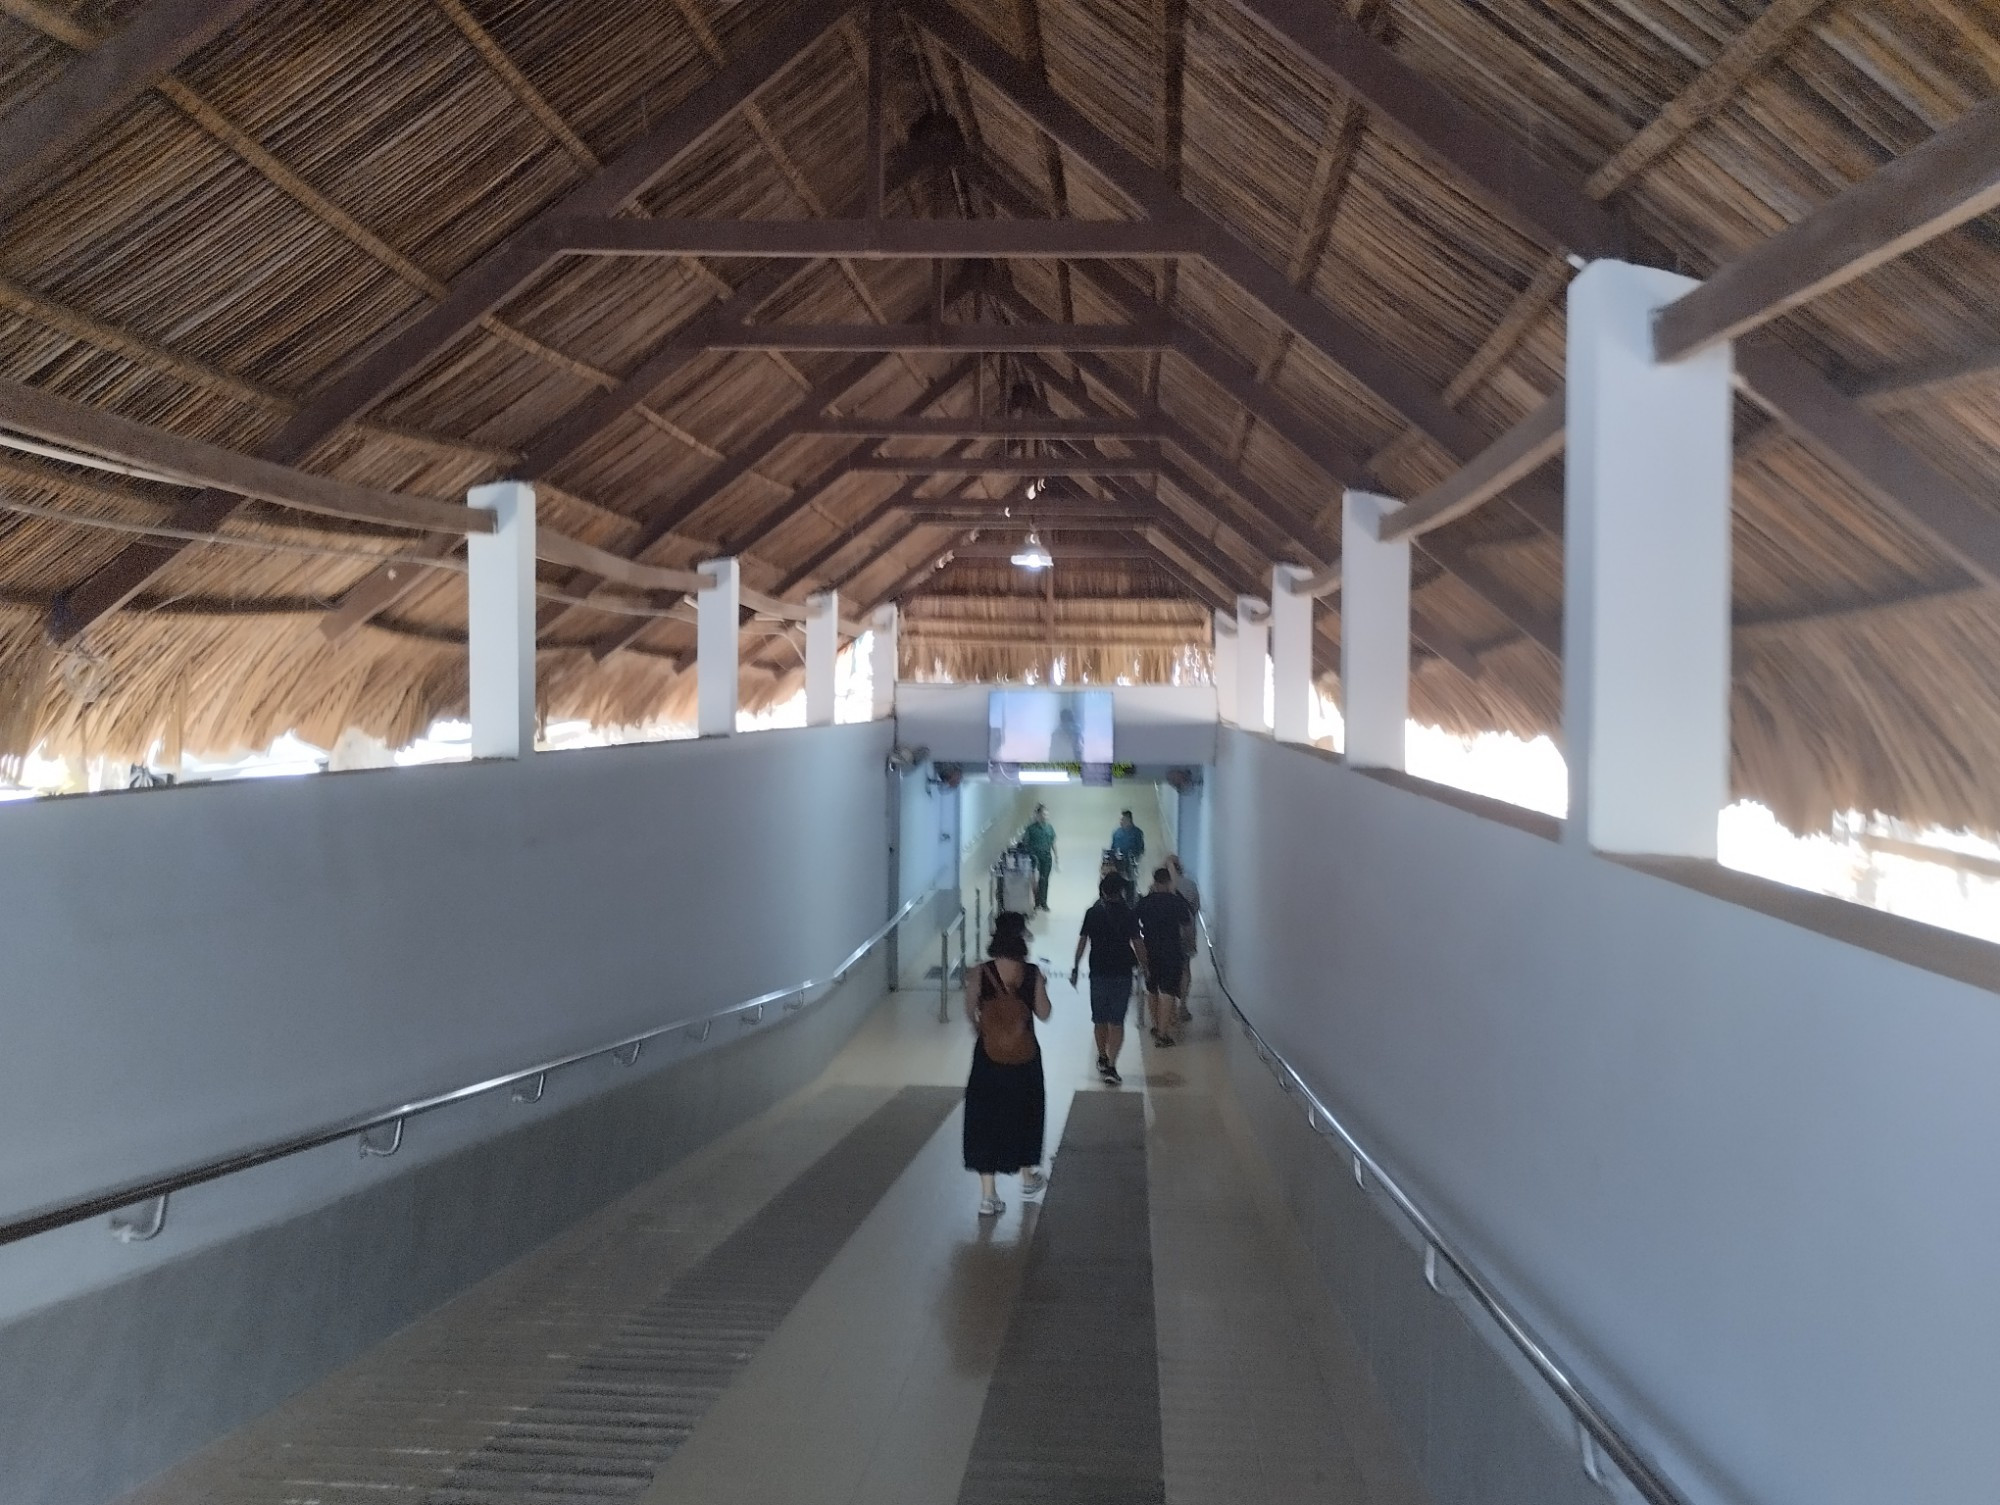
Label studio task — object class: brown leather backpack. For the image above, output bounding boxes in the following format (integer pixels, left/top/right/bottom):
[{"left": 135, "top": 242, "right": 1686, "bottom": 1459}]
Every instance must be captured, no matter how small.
[{"left": 978, "top": 962, "right": 1038, "bottom": 1065}]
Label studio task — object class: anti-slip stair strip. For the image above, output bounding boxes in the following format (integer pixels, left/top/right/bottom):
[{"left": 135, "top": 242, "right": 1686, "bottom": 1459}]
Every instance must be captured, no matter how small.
[
  {"left": 955, "top": 1091, "right": 1166, "bottom": 1505},
  {"left": 408, "top": 1085, "right": 960, "bottom": 1505}
]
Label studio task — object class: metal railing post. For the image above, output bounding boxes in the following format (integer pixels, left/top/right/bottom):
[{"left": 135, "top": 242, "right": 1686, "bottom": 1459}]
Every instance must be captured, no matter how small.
[{"left": 938, "top": 932, "right": 951, "bottom": 1022}]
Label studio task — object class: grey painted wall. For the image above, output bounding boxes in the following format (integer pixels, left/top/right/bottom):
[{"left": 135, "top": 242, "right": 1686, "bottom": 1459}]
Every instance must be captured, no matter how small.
[
  {"left": 0, "top": 722, "right": 894, "bottom": 1225},
  {"left": 1209, "top": 728, "right": 2000, "bottom": 1505}
]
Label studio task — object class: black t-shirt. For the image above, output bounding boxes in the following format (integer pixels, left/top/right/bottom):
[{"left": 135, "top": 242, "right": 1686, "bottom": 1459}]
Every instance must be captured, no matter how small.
[
  {"left": 1079, "top": 900, "right": 1142, "bottom": 977},
  {"left": 1134, "top": 890, "right": 1192, "bottom": 959}
]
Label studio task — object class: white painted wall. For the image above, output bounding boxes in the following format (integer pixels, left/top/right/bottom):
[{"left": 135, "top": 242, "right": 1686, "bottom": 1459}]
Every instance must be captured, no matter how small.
[
  {"left": 893, "top": 683, "right": 1219, "bottom": 766},
  {"left": 0, "top": 724, "right": 896, "bottom": 1222},
  {"left": 1209, "top": 729, "right": 2000, "bottom": 1505}
]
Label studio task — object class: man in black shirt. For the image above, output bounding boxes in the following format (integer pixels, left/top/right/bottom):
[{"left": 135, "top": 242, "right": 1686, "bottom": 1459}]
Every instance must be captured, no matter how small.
[
  {"left": 1071, "top": 872, "right": 1146, "bottom": 1086},
  {"left": 1134, "top": 868, "right": 1194, "bottom": 1047}
]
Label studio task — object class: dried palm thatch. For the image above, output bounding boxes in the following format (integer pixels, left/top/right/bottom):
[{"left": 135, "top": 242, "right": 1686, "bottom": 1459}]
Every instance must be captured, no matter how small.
[
  {"left": 903, "top": 588, "right": 1211, "bottom": 684},
  {"left": 0, "top": 0, "right": 1994, "bottom": 841}
]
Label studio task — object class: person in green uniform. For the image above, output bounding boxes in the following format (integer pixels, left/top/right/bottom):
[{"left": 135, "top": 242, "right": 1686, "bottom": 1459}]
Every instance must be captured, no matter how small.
[{"left": 1020, "top": 803, "right": 1057, "bottom": 912}]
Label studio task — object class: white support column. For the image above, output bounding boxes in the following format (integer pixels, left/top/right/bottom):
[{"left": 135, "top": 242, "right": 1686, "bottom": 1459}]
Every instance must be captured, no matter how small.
[
  {"left": 869, "top": 604, "right": 899, "bottom": 721},
  {"left": 1236, "top": 596, "right": 1270, "bottom": 733},
  {"left": 696, "top": 556, "right": 740, "bottom": 737},
  {"left": 466, "top": 481, "right": 536, "bottom": 760},
  {"left": 1270, "top": 565, "right": 1314, "bottom": 744},
  {"left": 1341, "top": 490, "right": 1411, "bottom": 770},
  {"left": 1212, "top": 609, "right": 1238, "bottom": 727},
  {"left": 805, "top": 590, "right": 839, "bottom": 727},
  {"left": 1565, "top": 259, "right": 1734, "bottom": 857}
]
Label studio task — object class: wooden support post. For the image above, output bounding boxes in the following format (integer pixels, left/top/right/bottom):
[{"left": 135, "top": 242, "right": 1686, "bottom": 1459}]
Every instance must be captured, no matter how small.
[
  {"left": 697, "top": 556, "right": 741, "bottom": 737},
  {"left": 870, "top": 605, "right": 899, "bottom": 721},
  {"left": 1565, "top": 261, "right": 1733, "bottom": 855},
  {"left": 1270, "top": 564, "right": 1314, "bottom": 744},
  {"left": 1235, "top": 595, "right": 1270, "bottom": 733},
  {"left": 467, "top": 482, "right": 536, "bottom": 759},
  {"left": 1340, "top": 490, "right": 1409, "bottom": 770},
  {"left": 806, "top": 589, "right": 840, "bottom": 726}
]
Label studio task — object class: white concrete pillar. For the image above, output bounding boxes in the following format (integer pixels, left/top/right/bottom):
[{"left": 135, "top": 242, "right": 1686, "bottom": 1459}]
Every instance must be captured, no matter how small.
[
  {"left": 696, "top": 556, "right": 740, "bottom": 737},
  {"left": 466, "top": 481, "right": 536, "bottom": 759},
  {"left": 869, "top": 605, "right": 899, "bottom": 721},
  {"left": 1564, "top": 259, "right": 1734, "bottom": 857},
  {"left": 1341, "top": 490, "right": 1410, "bottom": 770},
  {"left": 805, "top": 590, "right": 839, "bottom": 728},
  {"left": 1270, "top": 565, "right": 1314, "bottom": 745},
  {"left": 1236, "top": 596, "right": 1270, "bottom": 733},
  {"left": 1212, "top": 610, "right": 1238, "bottom": 727}
]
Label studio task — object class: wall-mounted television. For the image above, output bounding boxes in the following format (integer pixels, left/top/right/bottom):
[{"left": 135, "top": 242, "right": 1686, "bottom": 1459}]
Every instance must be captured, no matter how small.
[{"left": 987, "top": 689, "right": 1113, "bottom": 775}]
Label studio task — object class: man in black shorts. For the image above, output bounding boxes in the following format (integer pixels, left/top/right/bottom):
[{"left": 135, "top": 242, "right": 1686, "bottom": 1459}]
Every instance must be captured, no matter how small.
[
  {"left": 1071, "top": 872, "right": 1146, "bottom": 1085},
  {"left": 1134, "top": 867, "right": 1194, "bottom": 1047}
]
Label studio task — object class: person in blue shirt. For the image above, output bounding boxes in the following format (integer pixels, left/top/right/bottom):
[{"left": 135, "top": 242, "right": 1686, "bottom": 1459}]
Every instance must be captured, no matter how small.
[{"left": 1108, "top": 810, "right": 1145, "bottom": 902}]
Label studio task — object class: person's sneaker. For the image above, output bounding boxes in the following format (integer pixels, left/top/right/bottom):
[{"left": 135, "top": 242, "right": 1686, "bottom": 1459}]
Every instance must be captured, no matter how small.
[
  {"left": 1176, "top": 1002, "right": 1193, "bottom": 1024},
  {"left": 1096, "top": 1053, "right": 1113, "bottom": 1078},
  {"left": 1156, "top": 1033, "right": 1176, "bottom": 1049},
  {"left": 978, "top": 1195, "right": 1006, "bottom": 1217},
  {"left": 1020, "top": 1169, "right": 1048, "bottom": 1197},
  {"left": 1149, "top": 1029, "right": 1167, "bottom": 1046},
  {"left": 1101, "top": 1060, "right": 1123, "bottom": 1087}
]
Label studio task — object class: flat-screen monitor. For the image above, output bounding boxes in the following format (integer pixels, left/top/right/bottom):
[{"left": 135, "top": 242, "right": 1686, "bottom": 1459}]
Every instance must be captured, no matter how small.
[{"left": 988, "top": 689, "right": 1113, "bottom": 771}]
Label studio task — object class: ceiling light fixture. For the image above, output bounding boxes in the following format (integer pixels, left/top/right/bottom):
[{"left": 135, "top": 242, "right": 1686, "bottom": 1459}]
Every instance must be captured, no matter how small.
[{"left": 1011, "top": 530, "right": 1053, "bottom": 570}]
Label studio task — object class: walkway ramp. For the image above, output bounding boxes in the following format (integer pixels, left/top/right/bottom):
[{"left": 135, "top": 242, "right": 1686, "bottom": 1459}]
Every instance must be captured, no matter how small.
[{"left": 112, "top": 965, "right": 1425, "bottom": 1505}]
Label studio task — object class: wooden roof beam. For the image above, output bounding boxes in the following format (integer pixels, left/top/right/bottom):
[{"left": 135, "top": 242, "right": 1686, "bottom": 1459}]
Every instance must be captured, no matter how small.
[
  {"left": 519, "top": 134, "right": 948, "bottom": 479},
  {"left": 1375, "top": 393, "right": 1566, "bottom": 545},
  {"left": 0, "top": 0, "right": 266, "bottom": 206},
  {"left": 913, "top": 1, "right": 1490, "bottom": 456},
  {"left": 0, "top": 378, "right": 485, "bottom": 536},
  {"left": 555, "top": 217, "right": 1202, "bottom": 258},
  {"left": 676, "top": 321, "right": 1168, "bottom": 352},
  {"left": 50, "top": 1, "right": 858, "bottom": 642},
  {"left": 1655, "top": 96, "right": 2000, "bottom": 361},
  {"left": 774, "top": 473, "right": 978, "bottom": 594},
  {"left": 801, "top": 416, "right": 1159, "bottom": 440},
  {"left": 849, "top": 457, "right": 1155, "bottom": 476},
  {"left": 1216, "top": 0, "right": 1624, "bottom": 257}
]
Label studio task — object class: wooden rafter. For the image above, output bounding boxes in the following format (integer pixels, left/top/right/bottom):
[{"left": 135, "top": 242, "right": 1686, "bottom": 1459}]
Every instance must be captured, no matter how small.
[
  {"left": 1655, "top": 95, "right": 2000, "bottom": 360},
  {"left": 1228, "top": 0, "right": 1385, "bottom": 469},
  {"left": 0, "top": 0, "right": 265, "bottom": 204},
  {"left": 49, "top": 2, "right": 860, "bottom": 643}
]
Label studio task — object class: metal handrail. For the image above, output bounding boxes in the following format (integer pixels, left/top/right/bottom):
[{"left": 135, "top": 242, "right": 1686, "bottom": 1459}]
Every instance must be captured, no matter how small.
[
  {"left": 1197, "top": 915, "right": 1691, "bottom": 1505},
  {"left": 0, "top": 889, "right": 943, "bottom": 1249}
]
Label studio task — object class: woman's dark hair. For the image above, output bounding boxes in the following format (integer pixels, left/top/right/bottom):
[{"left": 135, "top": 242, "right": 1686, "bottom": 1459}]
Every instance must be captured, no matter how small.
[{"left": 988, "top": 910, "right": 1030, "bottom": 960}]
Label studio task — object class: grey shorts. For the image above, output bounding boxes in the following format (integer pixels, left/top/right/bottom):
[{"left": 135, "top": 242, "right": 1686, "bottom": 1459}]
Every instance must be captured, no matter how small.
[{"left": 1089, "top": 972, "right": 1134, "bottom": 1024}]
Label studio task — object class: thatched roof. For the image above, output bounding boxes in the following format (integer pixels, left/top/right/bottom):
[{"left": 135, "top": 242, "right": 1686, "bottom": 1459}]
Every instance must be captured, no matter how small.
[{"left": 0, "top": 0, "right": 1997, "bottom": 832}]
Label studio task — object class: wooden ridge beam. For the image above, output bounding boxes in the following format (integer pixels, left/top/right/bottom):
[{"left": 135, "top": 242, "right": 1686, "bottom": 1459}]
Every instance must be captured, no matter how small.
[
  {"left": 51, "top": 1, "right": 858, "bottom": 641},
  {"left": 1656, "top": 96, "right": 2000, "bottom": 361},
  {"left": 0, "top": 0, "right": 266, "bottom": 206},
  {"left": 913, "top": 3, "right": 1485, "bottom": 455},
  {"left": 555, "top": 216, "right": 1199, "bottom": 259}
]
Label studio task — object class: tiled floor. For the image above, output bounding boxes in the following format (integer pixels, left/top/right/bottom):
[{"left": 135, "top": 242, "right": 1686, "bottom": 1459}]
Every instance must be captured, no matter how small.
[{"left": 117, "top": 785, "right": 1430, "bottom": 1505}]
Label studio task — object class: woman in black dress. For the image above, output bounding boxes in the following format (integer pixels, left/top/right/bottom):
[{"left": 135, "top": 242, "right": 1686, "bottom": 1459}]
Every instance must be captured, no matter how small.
[{"left": 962, "top": 912, "right": 1052, "bottom": 1216}]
